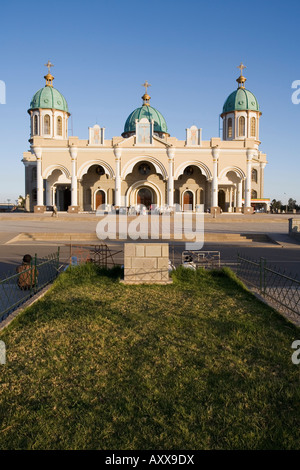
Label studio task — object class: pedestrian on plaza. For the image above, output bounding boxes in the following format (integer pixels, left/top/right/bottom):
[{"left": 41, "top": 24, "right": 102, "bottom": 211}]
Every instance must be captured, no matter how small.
[{"left": 52, "top": 205, "right": 58, "bottom": 217}]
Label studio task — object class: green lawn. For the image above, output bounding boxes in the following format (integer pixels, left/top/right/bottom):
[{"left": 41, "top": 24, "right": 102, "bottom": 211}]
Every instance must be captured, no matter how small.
[{"left": 0, "top": 264, "right": 299, "bottom": 450}]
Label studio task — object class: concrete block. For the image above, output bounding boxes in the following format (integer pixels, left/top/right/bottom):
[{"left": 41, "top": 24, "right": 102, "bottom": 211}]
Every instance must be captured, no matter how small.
[
  {"left": 131, "top": 257, "right": 157, "bottom": 269},
  {"left": 124, "top": 257, "right": 132, "bottom": 268},
  {"left": 145, "top": 245, "right": 161, "bottom": 257},
  {"left": 135, "top": 245, "right": 145, "bottom": 257},
  {"left": 124, "top": 243, "right": 135, "bottom": 256},
  {"left": 161, "top": 244, "right": 169, "bottom": 258},
  {"left": 158, "top": 258, "right": 168, "bottom": 269}
]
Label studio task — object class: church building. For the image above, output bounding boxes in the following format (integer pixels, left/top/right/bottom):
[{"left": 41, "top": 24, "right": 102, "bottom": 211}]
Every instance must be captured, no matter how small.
[{"left": 22, "top": 62, "right": 269, "bottom": 213}]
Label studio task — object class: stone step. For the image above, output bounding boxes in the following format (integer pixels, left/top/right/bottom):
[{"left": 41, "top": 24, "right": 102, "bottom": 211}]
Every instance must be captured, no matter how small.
[{"left": 7, "top": 232, "right": 275, "bottom": 244}]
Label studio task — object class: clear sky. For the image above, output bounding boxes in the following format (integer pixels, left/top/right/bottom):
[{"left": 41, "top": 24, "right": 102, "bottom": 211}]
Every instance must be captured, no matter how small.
[{"left": 0, "top": 0, "right": 300, "bottom": 205}]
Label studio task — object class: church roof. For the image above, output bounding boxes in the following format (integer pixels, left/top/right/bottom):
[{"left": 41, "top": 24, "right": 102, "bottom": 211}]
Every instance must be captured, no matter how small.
[
  {"left": 123, "top": 104, "right": 168, "bottom": 135},
  {"left": 29, "top": 62, "right": 69, "bottom": 113},
  {"left": 29, "top": 86, "right": 69, "bottom": 113},
  {"left": 123, "top": 82, "right": 168, "bottom": 136},
  {"left": 222, "top": 63, "right": 260, "bottom": 114},
  {"left": 222, "top": 87, "right": 259, "bottom": 114}
]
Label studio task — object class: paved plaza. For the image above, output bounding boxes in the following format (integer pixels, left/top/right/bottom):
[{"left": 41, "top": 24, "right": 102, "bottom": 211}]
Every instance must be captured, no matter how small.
[{"left": 0, "top": 212, "right": 299, "bottom": 278}]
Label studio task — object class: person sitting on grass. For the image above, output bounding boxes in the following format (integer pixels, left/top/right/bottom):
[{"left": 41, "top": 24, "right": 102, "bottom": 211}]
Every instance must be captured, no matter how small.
[{"left": 16, "top": 254, "right": 38, "bottom": 291}]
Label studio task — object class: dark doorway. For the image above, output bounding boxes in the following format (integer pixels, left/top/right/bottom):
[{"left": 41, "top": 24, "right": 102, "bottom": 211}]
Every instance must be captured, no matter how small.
[
  {"left": 56, "top": 186, "right": 71, "bottom": 211},
  {"left": 183, "top": 191, "right": 193, "bottom": 211},
  {"left": 218, "top": 190, "right": 226, "bottom": 212},
  {"left": 137, "top": 187, "right": 152, "bottom": 209},
  {"left": 95, "top": 190, "right": 106, "bottom": 209}
]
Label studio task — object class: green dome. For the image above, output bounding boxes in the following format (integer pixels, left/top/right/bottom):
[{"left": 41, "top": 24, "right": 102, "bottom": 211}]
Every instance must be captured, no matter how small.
[
  {"left": 30, "top": 86, "right": 69, "bottom": 113},
  {"left": 223, "top": 88, "right": 259, "bottom": 114},
  {"left": 123, "top": 104, "right": 168, "bottom": 135}
]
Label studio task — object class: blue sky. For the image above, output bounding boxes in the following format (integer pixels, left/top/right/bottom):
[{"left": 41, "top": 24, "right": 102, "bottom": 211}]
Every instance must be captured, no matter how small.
[{"left": 0, "top": 0, "right": 300, "bottom": 205}]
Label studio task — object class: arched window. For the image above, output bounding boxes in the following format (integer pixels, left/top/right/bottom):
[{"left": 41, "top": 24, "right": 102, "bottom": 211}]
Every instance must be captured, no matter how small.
[
  {"left": 31, "top": 167, "right": 37, "bottom": 182},
  {"left": 238, "top": 116, "right": 245, "bottom": 136},
  {"left": 44, "top": 114, "right": 50, "bottom": 135},
  {"left": 57, "top": 116, "right": 62, "bottom": 136},
  {"left": 227, "top": 118, "right": 233, "bottom": 138},
  {"left": 33, "top": 115, "right": 38, "bottom": 135},
  {"left": 32, "top": 188, "right": 37, "bottom": 204},
  {"left": 251, "top": 190, "right": 257, "bottom": 199},
  {"left": 251, "top": 117, "right": 256, "bottom": 137},
  {"left": 251, "top": 169, "right": 258, "bottom": 183}
]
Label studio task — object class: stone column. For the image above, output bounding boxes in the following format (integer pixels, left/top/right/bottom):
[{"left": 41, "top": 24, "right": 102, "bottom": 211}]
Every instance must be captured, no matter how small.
[
  {"left": 68, "top": 146, "right": 79, "bottom": 212},
  {"left": 114, "top": 146, "right": 122, "bottom": 207},
  {"left": 233, "top": 185, "right": 237, "bottom": 209},
  {"left": 260, "top": 162, "right": 266, "bottom": 198},
  {"left": 211, "top": 147, "right": 220, "bottom": 213},
  {"left": 33, "top": 147, "right": 45, "bottom": 212},
  {"left": 45, "top": 180, "right": 52, "bottom": 206},
  {"left": 237, "top": 180, "right": 243, "bottom": 210},
  {"left": 244, "top": 149, "right": 254, "bottom": 213},
  {"left": 244, "top": 150, "right": 252, "bottom": 212},
  {"left": 167, "top": 147, "right": 175, "bottom": 207},
  {"left": 229, "top": 187, "right": 233, "bottom": 212}
]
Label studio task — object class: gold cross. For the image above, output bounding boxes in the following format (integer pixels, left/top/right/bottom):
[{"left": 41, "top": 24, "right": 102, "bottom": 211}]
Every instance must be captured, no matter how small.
[
  {"left": 142, "top": 80, "right": 151, "bottom": 94},
  {"left": 44, "top": 60, "right": 54, "bottom": 74},
  {"left": 237, "top": 62, "right": 246, "bottom": 76}
]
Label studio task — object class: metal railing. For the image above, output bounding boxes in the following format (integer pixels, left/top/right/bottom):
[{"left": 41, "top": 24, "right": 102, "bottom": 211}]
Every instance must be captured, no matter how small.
[
  {"left": 237, "top": 253, "right": 300, "bottom": 317},
  {"left": 0, "top": 249, "right": 60, "bottom": 323},
  {"left": 66, "top": 243, "right": 123, "bottom": 268}
]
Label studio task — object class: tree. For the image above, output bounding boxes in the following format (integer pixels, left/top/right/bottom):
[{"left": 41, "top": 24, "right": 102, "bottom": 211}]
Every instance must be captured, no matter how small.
[
  {"left": 270, "top": 199, "right": 282, "bottom": 212},
  {"left": 288, "top": 198, "right": 297, "bottom": 211}
]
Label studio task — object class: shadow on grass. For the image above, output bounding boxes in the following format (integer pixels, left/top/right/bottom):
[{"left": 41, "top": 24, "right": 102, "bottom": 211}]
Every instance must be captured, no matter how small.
[{"left": 61, "top": 263, "right": 124, "bottom": 283}]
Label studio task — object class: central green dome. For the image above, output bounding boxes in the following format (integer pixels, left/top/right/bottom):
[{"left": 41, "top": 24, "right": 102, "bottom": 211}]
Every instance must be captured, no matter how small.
[
  {"left": 29, "top": 86, "right": 69, "bottom": 113},
  {"left": 123, "top": 104, "right": 168, "bottom": 135},
  {"left": 223, "top": 87, "right": 259, "bottom": 114}
]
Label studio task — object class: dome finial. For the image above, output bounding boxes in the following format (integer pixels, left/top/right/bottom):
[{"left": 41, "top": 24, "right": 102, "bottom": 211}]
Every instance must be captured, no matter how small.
[
  {"left": 236, "top": 62, "right": 247, "bottom": 88},
  {"left": 44, "top": 60, "right": 54, "bottom": 87},
  {"left": 141, "top": 80, "right": 151, "bottom": 106}
]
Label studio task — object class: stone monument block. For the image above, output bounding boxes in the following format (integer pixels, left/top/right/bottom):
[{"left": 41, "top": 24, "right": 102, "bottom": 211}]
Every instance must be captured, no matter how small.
[{"left": 122, "top": 243, "right": 172, "bottom": 284}]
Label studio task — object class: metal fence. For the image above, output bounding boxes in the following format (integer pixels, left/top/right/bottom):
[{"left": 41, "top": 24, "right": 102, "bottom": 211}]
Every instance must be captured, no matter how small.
[
  {"left": 237, "top": 253, "right": 300, "bottom": 317},
  {"left": 0, "top": 249, "right": 60, "bottom": 323},
  {"left": 66, "top": 243, "right": 123, "bottom": 268}
]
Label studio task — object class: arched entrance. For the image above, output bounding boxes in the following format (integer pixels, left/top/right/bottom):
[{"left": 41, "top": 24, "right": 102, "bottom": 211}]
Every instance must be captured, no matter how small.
[
  {"left": 137, "top": 187, "right": 153, "bottom": 209},
  {"left": 95, "top": 190, "right": 106, "bottom": 209},
  {"left": 183, "top": 190, "right": 193, "bottom": 211},
  {"left": 55, "top": 185, "right": 71, "bottom": 211},
  {"left": 218, "top": 190, "right": 226, "bottom": 212}
]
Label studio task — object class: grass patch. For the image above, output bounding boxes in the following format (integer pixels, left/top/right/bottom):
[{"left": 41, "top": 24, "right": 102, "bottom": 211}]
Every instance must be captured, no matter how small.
[{"left": 0, "top": 264, "right": 299, "bottom": 450}]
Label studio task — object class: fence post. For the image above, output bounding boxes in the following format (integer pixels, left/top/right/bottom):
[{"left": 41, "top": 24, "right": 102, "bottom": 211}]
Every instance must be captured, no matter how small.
[
  {"left": 34, "top": 254, "right": 38, "bottom": 294},
  {"left": 57, "top": 247, "right": 60, "bottom": 275},
  {"left": 263, "top": 258, "right": 266, "bottom": 295},
  {"left": 260, "top": 257, "right": 263, "bottom": 294},
  {"left": 260, "top": 257, "right": 266, "bottom": 295},
  {"left": 30, "top": 257, "right": 33, "bottom": 297}
]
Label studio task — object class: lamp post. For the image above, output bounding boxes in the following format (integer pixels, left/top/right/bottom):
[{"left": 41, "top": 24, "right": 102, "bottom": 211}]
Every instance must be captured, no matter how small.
[{"left": 284, "top": 192, "right": 287, "bottom": 213}]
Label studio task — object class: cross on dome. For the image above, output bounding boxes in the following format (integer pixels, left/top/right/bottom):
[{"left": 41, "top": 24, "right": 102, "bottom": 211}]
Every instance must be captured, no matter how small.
[
  {"left": 142, "top": 81, "right": 151, "bottom": 94},
  {"left": 236, "top": 63, "right": 247, "bottom": 89},
  {"left": 237, "top": 63, "right": 246, "bottom": 76},
  {"left": 44, "top": 61, "right": 54, "bottom": 87},
  {"left": 45, "top": 61, "right": 54, "bottom": 74}
]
